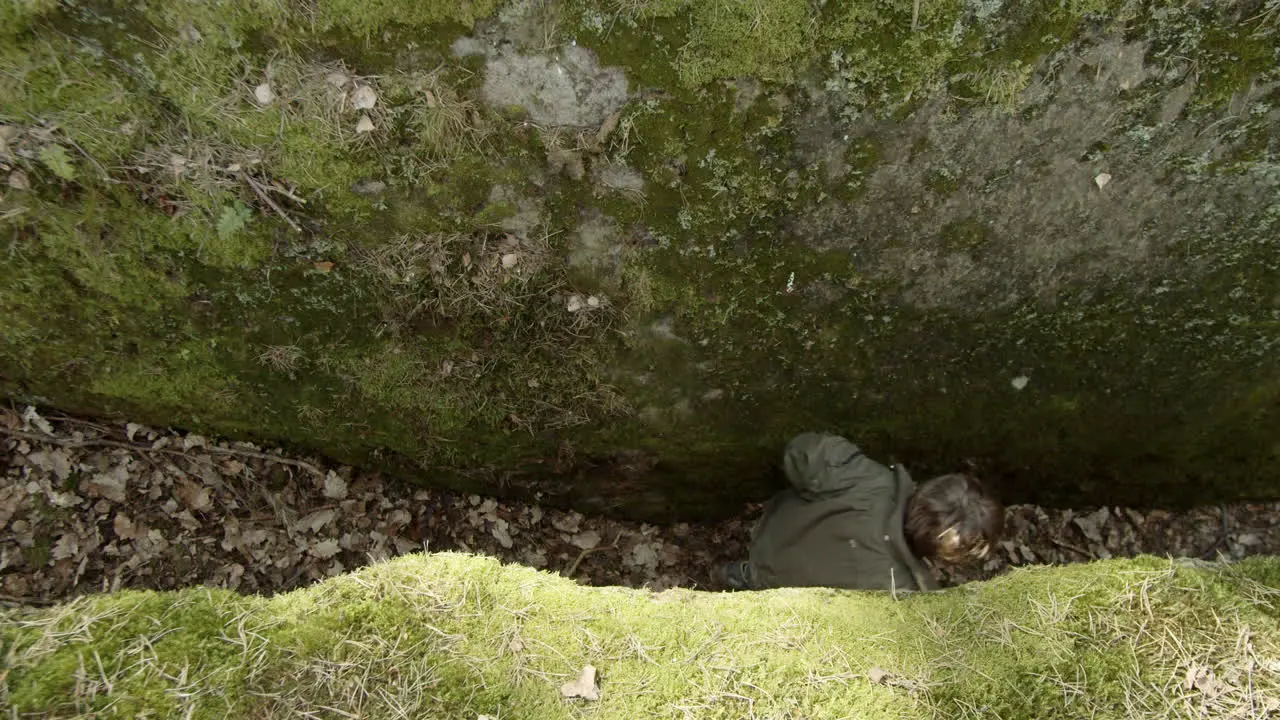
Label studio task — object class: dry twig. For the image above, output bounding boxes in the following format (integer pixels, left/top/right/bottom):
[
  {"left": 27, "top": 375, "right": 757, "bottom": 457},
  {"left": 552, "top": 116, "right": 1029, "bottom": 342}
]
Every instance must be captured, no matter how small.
[
  {"left": 0, "top": 426, "right": 324, "bottom": 476},
  {"left": 565, "top": 531, "right": 623, "bottom": 578},
  {"left": 238, "top": 171, "right": 302, "bottom": 233}
]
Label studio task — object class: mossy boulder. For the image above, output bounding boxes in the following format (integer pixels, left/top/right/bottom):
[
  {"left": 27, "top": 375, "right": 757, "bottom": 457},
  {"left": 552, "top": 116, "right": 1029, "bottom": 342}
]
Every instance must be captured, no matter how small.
[
  {"left": 4, "top": 553, "right": 1280, "bottom": 719},
  {"left": 1, "top": 0, "right": 1278, "bottom": 520}
]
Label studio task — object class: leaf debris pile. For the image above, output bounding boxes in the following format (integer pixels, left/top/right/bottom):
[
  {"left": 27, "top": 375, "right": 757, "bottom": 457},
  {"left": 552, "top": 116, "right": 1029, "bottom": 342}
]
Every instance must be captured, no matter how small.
[{"left": 2, "top": 407, "right": 1278, "bottom": 604}]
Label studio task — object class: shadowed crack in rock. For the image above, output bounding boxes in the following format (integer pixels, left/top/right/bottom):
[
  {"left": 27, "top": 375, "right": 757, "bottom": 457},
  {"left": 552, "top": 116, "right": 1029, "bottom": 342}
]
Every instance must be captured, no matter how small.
[{"left": 1, "top": 406, "right": 1276, "bottom": 606}]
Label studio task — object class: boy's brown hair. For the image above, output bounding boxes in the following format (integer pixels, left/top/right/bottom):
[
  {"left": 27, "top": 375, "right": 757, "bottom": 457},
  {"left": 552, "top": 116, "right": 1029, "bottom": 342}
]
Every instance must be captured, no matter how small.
[{"left": 904, "top": 474, "right": 1004, "bottom": 565}]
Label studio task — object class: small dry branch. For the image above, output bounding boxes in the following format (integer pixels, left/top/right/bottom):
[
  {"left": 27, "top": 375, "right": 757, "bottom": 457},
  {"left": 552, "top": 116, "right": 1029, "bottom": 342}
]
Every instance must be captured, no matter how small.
[
  {"left": 238, "top": 171, "right": 302, "bottom": 233},
  {"left": 0, "top": 426, "right": 324, "bottom": 477},
  {"left": 564, "top": 532, "right": 623, "bottom": 578}
]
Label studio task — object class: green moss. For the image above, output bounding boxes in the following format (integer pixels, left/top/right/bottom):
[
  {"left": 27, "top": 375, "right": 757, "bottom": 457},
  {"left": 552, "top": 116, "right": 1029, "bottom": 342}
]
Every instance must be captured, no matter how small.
[
  {"left": 925, "top": 166, "right": 962, "bottom": 195},
  {"left": 310, "top": 0, "right": 500, "bottom": 34},
  {"left": 91, "top": 338, "right": 244, "bottom": 420},
  {"left": 4, "top": 554, "right": 1278, "bottom": 719},
  {"left": 23, "top": 532, "right": 52, "bottom": 568},
  {"left": 473, "top": 198, "right": 517, "bottom": 226},
  {"left": 978, "top": 0, "right": 1120, "bottom": 65},
  {"left": 141, "top": 53, "right": 377, "bottom": 219},
  {"left": 603, "top": 0, "right": 686, "bottom": 22},
  {"left": 0, "top": 39, "right": 153, "bottom": 168},
  {"left": 335, "top": 340, "right": 481, "bottom": 449},
  {"left": 845, "top": 136, "right": 881, "bottom": 172},
  {"left": 937, "top": 217, "right": 992, "bottom": 253},
  {"left": 1192, "top": 27, "right": 1276, "bottom": 106},
  {"left": 654, "top": 0, "right": 1099, "bottom": 114},
  {"left": 4, "top": 590, "right": 261, "bottom": 718},
  {"left": 676, "top": 1, "right": 813, "bottom": 87},
  {"left": 575, "top": 10, "right": 684, "bottom": 90},
  {"left": 16, "top": 193, "right": 186, "bottom": 307},
  {"left": 0, "top": 0, "right": 58, "bottom": 39},
  {"left": 1144, "top": 3, "right": 1280, "bottom": 109}
]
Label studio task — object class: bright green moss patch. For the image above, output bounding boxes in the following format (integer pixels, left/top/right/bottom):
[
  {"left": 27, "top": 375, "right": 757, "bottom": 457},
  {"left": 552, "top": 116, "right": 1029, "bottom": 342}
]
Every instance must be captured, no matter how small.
[
  {"left": 0, "top": 40, "right": 152, "bottom": 169},
  {"left": 90, "top": 338, "right": 246, "bottom": 422},
  {"left": 676, "top": 1, "right": 814, "bottom": 87},
  {"left": 7, "top": 190, "right": 192, "bottom": 308},
  {"left": 0, "top": 0, "right": 58, "bottom": 40},
  {"left": 3, "top": 554, "right": 1279, "bottom": 719}
]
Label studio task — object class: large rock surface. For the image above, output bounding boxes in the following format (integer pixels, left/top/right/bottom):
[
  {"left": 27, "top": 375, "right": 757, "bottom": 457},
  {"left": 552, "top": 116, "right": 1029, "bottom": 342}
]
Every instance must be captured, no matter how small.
[{"left": 1, "top": 0, "right": 1277, "bottom": 519}]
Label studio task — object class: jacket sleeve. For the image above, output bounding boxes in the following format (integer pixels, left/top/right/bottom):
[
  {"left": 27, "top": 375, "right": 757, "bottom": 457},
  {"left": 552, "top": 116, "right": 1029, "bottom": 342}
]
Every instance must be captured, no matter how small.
[{"left": 782, "top": 433, "right": 883, "bottom": 496}]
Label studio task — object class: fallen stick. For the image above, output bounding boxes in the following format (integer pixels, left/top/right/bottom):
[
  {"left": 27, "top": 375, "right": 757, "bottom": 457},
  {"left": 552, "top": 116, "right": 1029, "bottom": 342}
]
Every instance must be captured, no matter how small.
[
  {"left": 239, "top": 171, "right": 302, "bottom": 233},
  {"left": 1050, "top": 538, "right": 1092, "bottom": 558},
  {"left": 0, "top": 426, "right": 324, "bottom": 477},
  {"left": 564, "top": 531, "right": 623, "bottom": 579}
]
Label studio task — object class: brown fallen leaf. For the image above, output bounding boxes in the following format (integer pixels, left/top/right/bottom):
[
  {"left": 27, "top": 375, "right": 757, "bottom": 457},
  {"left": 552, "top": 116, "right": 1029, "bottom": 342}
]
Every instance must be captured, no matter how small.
[
  {"left": 113, "top": 512, "right": 147, "bottom": 541},
  {"left": 300, "top": 508, "right": 337, "bottom": 533},
  {"left": 595, "top": 110, "right": 622, "bottom": 150},
  {"left": 313, "top": 261, "right": 335, "bottom": 273},
  {"left": 560, "top": 664, "right": 600, "bottom": 701},
  {"left": 570, "top": 530, "right": 601, "bottom": 550},
  {"left": 1185, "top": 664, "right": 1228, "bottom": 699},
  {"left": 0, "top": 486, "right": 25, "bottom": 526},
  {"left": 310, "top": 539, "right": 341, "bottom": 559},
  {"left": 1183, "top": 663, "right": 1203, "bottom": 691},
  {"left": 85, "top": 466, "right": 128, "bottom": 503},
  {"left": 28, "top": 449, "right": 73, "bottom": 482},
  {"left": 174, "top": 510, "right": 201, "bottom": 531},
  {"left": 51, "top": 533, "right": 80, "bottom": 561},
  {"left": 174, "top": 479, "right": 212, "bottom": 512},
  {"left": 491, "top": 518, "right": 514, "bottom": 549}
]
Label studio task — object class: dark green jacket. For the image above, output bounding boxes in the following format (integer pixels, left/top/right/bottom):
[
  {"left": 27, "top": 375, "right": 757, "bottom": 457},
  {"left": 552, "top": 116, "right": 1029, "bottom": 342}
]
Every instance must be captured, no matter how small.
[{"left": 747, "top": 433, "right": 937, "bottom": 592}]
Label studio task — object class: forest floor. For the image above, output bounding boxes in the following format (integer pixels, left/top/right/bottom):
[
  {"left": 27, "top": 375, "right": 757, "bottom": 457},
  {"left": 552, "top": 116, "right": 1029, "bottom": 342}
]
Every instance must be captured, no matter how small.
[{"left": 3, "top": 405, "right": 1278, "bottom": 606}]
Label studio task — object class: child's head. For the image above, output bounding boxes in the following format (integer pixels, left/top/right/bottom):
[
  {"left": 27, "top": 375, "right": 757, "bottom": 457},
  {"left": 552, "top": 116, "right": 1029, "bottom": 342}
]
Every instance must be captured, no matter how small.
[{"left": 904, "top": 474, "right": 1004, "bottom": 566}]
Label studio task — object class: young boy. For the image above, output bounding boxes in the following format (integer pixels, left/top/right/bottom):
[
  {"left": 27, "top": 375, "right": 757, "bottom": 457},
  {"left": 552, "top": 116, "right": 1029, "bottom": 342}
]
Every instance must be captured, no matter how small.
[{"left": 717, "top": 432, "right": 1003, "bottom": 592}]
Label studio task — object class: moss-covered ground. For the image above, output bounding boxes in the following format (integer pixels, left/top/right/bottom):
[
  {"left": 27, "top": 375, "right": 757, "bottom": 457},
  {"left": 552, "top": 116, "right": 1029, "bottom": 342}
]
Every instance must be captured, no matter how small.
[
  {"left": 3, "top": 553, "right": 1279, "bottom": 719},
  {"left": 2, "top": 0, "right": 1279, "bottom": 520}
]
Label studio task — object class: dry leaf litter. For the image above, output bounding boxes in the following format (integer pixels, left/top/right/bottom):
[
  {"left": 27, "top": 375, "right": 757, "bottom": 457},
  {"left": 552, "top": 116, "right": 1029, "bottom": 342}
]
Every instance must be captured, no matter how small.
[{"left": 2, "top": 406, "right": 1279, "bottom": 606}]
